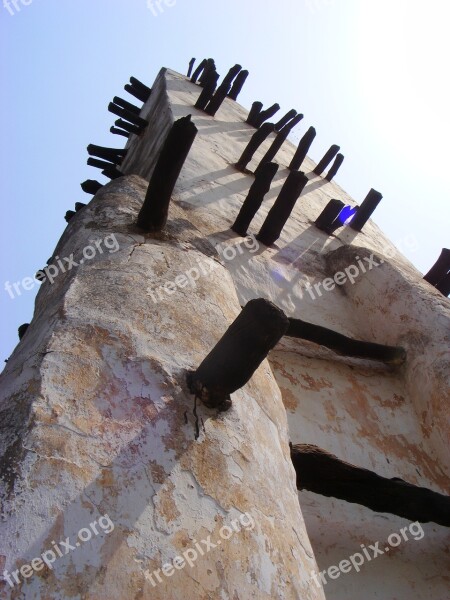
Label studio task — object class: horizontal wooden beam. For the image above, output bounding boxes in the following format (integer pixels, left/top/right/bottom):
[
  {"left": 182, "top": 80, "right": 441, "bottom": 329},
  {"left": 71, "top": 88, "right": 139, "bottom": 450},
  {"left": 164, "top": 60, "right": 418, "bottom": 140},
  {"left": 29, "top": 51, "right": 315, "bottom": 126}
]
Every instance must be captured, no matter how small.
[
  {"left": 291, "top": 444, "right": 450, "bottom": 527},
  {"left": 286, "top": 317, "right": 406, "bottom": 365}
]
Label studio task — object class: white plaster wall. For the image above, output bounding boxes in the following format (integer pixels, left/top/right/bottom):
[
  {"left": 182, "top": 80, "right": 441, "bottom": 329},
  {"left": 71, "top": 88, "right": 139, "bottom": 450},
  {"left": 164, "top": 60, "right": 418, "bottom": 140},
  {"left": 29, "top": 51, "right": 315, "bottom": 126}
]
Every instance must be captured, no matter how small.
[{"left": 1, "top": 66, "right": 448, "bottom": 600}]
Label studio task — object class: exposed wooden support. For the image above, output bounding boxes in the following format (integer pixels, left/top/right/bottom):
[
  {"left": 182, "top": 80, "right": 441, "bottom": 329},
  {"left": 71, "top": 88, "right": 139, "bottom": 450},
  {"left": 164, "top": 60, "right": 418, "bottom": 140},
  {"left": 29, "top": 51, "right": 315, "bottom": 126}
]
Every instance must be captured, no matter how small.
[
  {"left": 291, "top": 444, "right": 450, "bottom": 527},
  {"left": 87, "top": 144, "right": 127, "bottom": 164},
  {"left": 254, "top": 103, "right": 281, "bottom": 128},
  {"left": 110, "top": 126, "right": 130, "bottom": 138},
  {"left": 256, "top": 171, "right": 308, "bottom": 246},
  {"left": 314, "top": 199, "right": 345, "bottom": 235},
  {"left": 235, "top": 122, "right": 275, "bottom": 172},
  {"left": 313, "top": 144, "right": 340, "bottom": 175},
  {"left": 288, "top": 126, "right": 316, "bottom": 171},
  {"left": 194, "top": 69, "right": 219, "bottom": 111},
  {"left": 325, "top": 153, "right": 344, "bottom": 181},
  {"left": 423, "top": 248, "right": 450, "bottom": 286},
  {"left": 254, "top": 114, "right": 303, "bottom": 174},
  {"left": 274, "top": 109, "right": 297, "bottom": 132},
  {"left": 102, "top": 166, "right": 124, "bottom": 180},
  {"left": 75, "top": 202, "right": 86, "bottom": 212},
  {"left": 350, "top": 188, "right": 383, "bottom": 232},
  {"left": 114, "top": 119, "right": 143, "bottom": 136},
  {"left": 199, "top": 59, "right": 217, "bottom": 87},
  {"left": 187, "top": 299, "right": 289, "bottom": 410},
  {"left": 231, "top": 162, "right": 279, "bottom": 236},
  {"left": 191, "top": 58, "right": 207, "bottom": 84},
  {"left": 246, "top": 101, "right": 263, "bottom": 126},
  {"left": 87, "top": 157, "right": 117, "bottom": 171},
  {"left": 18, "top": 324, "right": 29, "bottom": 340},
  {"left": 286, "top": 317, "right": 406, "bottom": 365},
  {"left": 81, "top": 180, "right": 103, "bottom": 195},
  {"left": 436, "top": 271, "right": 450, "bottom": 296},
  {"left": 187, "top": 57, "right": 196, "bottom": 78},
  {"left": 137, "top": 115, "right": 198, "bottom": 231},
  {"left": 64, "top": 210, "right": 76, "bottom": 223},
  {"left": 127, "top": 76, "right": 151, "bottom": 102},
  {"left": 228, "top": 70, "right": 249, "bottom": 101},
  {"left": 205, "top": 64, "right": 242, "bottom": 116},
  {"left": 112, "top": 96, "right": 141, "bottom": 115},
  {"left": 124, "top": 83, "right": 149, "bottom": 103},
  {"left": 123, "top": 77, "right": 151, "bottom": 103},
  {"left": 108, "top": 103, "right": 149, "bottom": 129}
]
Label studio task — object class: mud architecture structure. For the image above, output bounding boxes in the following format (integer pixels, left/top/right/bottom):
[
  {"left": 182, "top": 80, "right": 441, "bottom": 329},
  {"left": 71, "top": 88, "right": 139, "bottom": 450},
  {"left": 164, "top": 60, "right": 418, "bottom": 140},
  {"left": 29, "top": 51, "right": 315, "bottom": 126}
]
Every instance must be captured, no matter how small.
[{"left": 1, "top": 60, "right": 449, "bottom": 599}]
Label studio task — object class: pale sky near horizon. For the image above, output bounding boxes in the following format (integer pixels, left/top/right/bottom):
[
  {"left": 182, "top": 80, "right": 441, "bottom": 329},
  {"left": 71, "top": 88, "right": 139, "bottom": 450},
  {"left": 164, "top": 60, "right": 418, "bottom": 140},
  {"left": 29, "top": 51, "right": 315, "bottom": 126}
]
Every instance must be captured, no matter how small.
[{"left": 1, "top": 0, "right": 449, "bottom": 365}]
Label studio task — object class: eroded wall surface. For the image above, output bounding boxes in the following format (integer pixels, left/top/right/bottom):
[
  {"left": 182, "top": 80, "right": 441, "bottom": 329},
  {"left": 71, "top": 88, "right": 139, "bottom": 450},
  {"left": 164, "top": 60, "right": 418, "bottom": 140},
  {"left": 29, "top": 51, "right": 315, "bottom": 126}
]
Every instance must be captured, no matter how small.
[{"left": 1, "top": 67, "right": 448, "bottom": 599}]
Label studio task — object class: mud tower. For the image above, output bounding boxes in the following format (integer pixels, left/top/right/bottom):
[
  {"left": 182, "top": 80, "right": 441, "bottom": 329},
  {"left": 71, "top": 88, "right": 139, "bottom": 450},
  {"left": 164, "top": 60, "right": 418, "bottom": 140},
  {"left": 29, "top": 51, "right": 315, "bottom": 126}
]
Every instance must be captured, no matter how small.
[{"left": 1, "top": 60, "right": 449, "bottom": 599}]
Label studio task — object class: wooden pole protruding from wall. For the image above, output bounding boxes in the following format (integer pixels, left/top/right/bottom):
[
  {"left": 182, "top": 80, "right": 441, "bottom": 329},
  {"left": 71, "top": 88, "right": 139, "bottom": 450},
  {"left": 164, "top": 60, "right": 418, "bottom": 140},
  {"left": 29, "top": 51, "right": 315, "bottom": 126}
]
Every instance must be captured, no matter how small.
[
  {"left": 124, "top": 79, "right": 151, "bottom": 103},
  {"left": 349, "top": 188, "right": 383, "bottom": 231},
  {"left": 137, "top": 115, "right": 198, "bottom": 231},
  {"left": 110, "top": 126, "right": 130, "bottom": 138},
  {"left": 64, "top": 210, "right": 76, "bottom": 223},
  {"left": 87, "top": 158, "right": 116, "bottom": 171},
  {"left": 87, "top": 144, "right": 127, "bottom": 164},
  {"left": 112, "top": 96, "right": 141, "bottom": 115},
  {"left": 287, "top": 317, "right": 406, "bottom": 364},
  {"left": 423, "top": 248, "right": 450, "bottom": 286},
  {"left": 125, "top": 76, "right": 151, "bottom": 102},
  {"left": 274, "top": 109, "right": 297, "bottom": 132},
  {"left": 291, "top": 444, "right": 450, "bottom": 526},
  {"left": 114, "top": 119, "right": 143, "bottom": 136},
  {"left": 108, "top": 103, "right": 149, "bottom": 129},
  {"left": 195, "top": 69, "right": 219, "bottom": 110},
  {"left": 254, "top": 114, "right": 303, "bottom": 174},
  {"left": 254, "top": 103, "right": 281, "bottom": 128},
  {"left": 205, "top": 64, "right": 242, "bottom": 116},
  {"left": 102, "top": 166, "right": 124, "bottom": 180},
  {"left": 199, "top": 59, "right": 216, "bottom": 87},
  {"left": 187, "top": 299, "right": 289, "bottom": 410},
  {"left": 246, "top": 101, "right": 263, "bottom": 126},
  {"left": 314, "top": 199, "right": 345, "bottom": 234},
  {"left": 18, "top": 324, "right": 29, "bottom": 340},
  {"left": 191, "top": 58, "right": 207, "bottom": 84},
  {"left": 228, "top": 70, "right": 249, "bottom": 101},
  {"left": 436, "top": 272, "right": 450, "bottom": 296},
  {"left": 235, "top": 122, "right": 275, "bottom": 172},
  {"left": 187, "top": 58, "right": 196, "bottom": 78},
  {"left": 81, "top": 180, "right": 103, "bottom": 195},
  {"left": 256, "top": 171, "right": 308, "bottom": 246},
  {"left": 232, "top": 162, "right": 279, "bottom": 236},
  {"left": 325, "top": 153, "right": 344, "bottom": 181},
  {"left": 288, "top": 126, "right": 316, "bottom": 171},
  {"left": 313, "top": 144, "right": 340, "bottom": 175}
]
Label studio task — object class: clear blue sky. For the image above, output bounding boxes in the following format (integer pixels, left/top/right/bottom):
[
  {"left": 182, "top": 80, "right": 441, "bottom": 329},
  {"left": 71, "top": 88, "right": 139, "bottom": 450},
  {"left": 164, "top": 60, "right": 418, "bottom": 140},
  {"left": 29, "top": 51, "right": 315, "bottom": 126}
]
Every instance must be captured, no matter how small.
[{"left": 1, "top": 0, "right": 449, "bottom": 366}]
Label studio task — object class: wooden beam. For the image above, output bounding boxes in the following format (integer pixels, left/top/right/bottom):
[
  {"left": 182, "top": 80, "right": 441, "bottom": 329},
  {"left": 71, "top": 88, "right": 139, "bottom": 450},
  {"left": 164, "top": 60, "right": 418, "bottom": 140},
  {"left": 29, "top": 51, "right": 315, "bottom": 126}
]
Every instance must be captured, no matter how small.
[
  {"left": 232, "top": 162, "right": 279, "bottom": 236},
  {"left": 291, "top": 444, "right": 450, "bottom": 527},
  {"left": 313, "top": 144, "right": 340, "bottom": 176},
  {"left": 256, "top": 171, "right": 308, "bottom": 246},
  {"left": 286, "top": 317, "right": 406, "bottom": 365},
  {"left": 228, "top": 70, "right": 249, "bottom": 101},
  {"left": 288, "top": 126, "right": 316, "bottom": 171},
  {"left": 187, "top": 299, "right": 289, "bottom": 410},
  {"left": 137, "top": 115, "right": 198, "bottom": 231}
]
